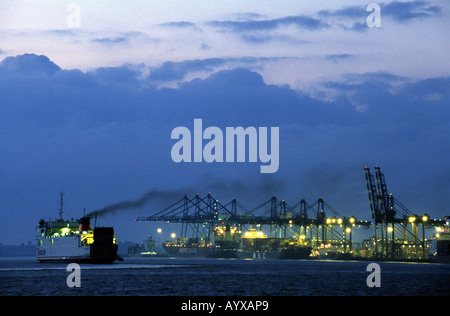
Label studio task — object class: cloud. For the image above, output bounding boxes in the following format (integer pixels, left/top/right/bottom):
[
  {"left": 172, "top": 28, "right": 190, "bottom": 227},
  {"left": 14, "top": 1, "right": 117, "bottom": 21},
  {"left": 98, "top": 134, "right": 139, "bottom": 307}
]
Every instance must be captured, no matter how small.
[
  {"left": 319, "top": 1, "right": 441, "bottom": 24},
  {"left": 199, "top": 0, "right": 443, "bottom": 42},
  {"left": 383, "top": 1, "right": 442, "bottom": 22},
  {"left": 231, "top": 12, "right": 268, "bottom": 21},
  {"left": 325, "top": 54, "right": 356, "bottom": 62},
  {"left": 148, "top": 58, "right": 227, "bottom": 82},
  {"left": 240, "top": 33, "right": 308, "bottom": 45},
  {"left": 146, "top": 56, "right": 295, "bottom": 82},
  {"left": 318, "top": 6, "right": 366, "bottom": 18},
  {"left": 1, "top": 53, "right": 447, "bottom": 129},
  {"left": 158, "top": 21, "right": 197, "bottom": 28},
  {"left": 91, "top": 37, "right": 128, "bottom": 44},
  {"left": 0, "top": 53, "right": 61, "bottom": 75},
  {"left": 89, "top": 31, "right": 157, "bottom": 46},
  {"left": 208, "top": 15, "right": 330, "bottom": 32}
]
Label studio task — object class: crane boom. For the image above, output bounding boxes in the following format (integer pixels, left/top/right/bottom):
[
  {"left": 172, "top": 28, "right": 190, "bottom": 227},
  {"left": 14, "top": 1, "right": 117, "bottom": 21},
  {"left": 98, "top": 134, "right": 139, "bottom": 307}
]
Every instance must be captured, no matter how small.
[{"left": 364, "top": 167, "right": 381, "bottom": 223}]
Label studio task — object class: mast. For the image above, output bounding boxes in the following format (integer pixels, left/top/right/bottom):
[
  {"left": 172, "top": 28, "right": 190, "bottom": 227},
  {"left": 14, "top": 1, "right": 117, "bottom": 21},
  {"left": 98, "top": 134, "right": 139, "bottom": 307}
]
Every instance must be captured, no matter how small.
[{"left": 59, "top": 191, "right": 64, "bottom": 221}]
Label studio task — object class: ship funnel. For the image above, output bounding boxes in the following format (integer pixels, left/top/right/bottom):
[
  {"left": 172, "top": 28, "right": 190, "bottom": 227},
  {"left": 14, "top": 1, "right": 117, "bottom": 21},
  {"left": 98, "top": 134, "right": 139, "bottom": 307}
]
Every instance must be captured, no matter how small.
[{"left": 79, "top": 217, "right": 91, "bottom": 232}]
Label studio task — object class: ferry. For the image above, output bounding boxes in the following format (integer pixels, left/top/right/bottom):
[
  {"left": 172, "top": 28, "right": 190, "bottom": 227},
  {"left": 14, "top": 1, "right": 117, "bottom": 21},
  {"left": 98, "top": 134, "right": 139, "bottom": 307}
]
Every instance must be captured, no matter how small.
[
  {"left": 36, "top": 216, "right": 123, "bottom": 263},
  {"left": 36, "top": 195, "right": 122, "bottom": 263}
]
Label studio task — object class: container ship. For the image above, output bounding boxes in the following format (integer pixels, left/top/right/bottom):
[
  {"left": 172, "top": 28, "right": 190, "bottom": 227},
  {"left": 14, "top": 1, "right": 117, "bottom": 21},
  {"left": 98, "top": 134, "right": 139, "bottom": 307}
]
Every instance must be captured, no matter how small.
[
  {"left": 162, "top": 224, "right": 240, "bottom": 258},
  {"left": 429, "top": 219, "right": 450, "bottom": 264},
  {"left": 127, "top": 235, "right": 160, "bottom": 257},
  {"left": 36, "top": 195, "right": 123, "bottom": 263},
  {"left": 239, "top": 229, "right": 312, "bottom": 260},
  {"left": 162, "top": 226, "right": 312, "bottom": 260}
]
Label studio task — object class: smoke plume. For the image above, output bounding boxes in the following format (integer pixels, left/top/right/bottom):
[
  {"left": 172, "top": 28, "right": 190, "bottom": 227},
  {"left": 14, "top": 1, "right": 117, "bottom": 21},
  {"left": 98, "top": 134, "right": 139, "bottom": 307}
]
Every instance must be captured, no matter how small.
[
  {"left": 86, "top": 177, "right": 287, "bottom": 218},
  {"left": 87, "top": 189, "right": 190, "bottom": 218}
]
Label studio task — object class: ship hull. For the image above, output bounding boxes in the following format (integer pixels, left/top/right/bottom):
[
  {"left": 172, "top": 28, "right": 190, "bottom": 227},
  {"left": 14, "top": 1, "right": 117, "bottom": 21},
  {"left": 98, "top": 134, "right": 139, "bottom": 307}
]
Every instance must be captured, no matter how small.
[
  {"left": 163, "top": 245, "right": 240, "bottom": 258},
  {"left": 429, "top": 255, "right": 450, "bottom": 264},
  {"left": 163, "top": 245, "right": 211, "bottom": 258},
  {"left": 37, "top": 223, "right": 122, "bottom": 263},
  {"left": 37, "top": 244, "right": 122, "bottom": 263},
  {"left": 163, "top": 245, "right": 312, "bottom": 260},
  {"left": 238, "top": 247, "right": 312, "bottom": 260}
]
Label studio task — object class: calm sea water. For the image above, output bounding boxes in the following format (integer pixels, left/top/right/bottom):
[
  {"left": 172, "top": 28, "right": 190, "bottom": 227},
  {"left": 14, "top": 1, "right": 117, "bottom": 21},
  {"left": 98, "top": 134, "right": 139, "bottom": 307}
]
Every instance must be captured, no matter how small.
[{"left": 0, "top": 256, "right": 449, "bottom": 296}]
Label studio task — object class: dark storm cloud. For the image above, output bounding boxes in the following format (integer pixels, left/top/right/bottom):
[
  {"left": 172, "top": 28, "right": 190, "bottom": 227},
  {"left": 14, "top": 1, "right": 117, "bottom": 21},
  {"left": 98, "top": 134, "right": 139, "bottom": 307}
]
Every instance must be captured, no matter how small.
[
  {"left": 1, "top": 53, "right": 448, "bottom": 128},
  {"left": 88, "top": 66, "right": 142, "bottom": 86},
  {"left": 0, "top": 53, "right": 61, "bottom": 75},
  {"left": 1, "top": 53, "right": 448, "bottom": 130}
]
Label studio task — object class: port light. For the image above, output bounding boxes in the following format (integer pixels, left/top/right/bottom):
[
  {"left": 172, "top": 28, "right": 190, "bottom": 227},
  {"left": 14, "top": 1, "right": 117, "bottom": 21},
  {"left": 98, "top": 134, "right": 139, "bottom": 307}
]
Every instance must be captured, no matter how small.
[
  {"left": 81, "top": 231, "right": 94, "bottom": 245},
  {"left": 409, "top": 216, "right": 416, "bottom": 223},
  {"left": 243, "top": 229, "right": 267, "bottom": 238},
  {"left": 60, "top": 227, "right": 71, "bottom": 235}
]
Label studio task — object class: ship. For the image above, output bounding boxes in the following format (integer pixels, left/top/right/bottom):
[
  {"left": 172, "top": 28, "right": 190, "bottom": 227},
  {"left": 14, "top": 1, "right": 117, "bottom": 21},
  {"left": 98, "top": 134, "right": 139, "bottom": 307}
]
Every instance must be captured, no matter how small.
[
  {"left": 239, "top": 228, "right": 312, "bottom": 260},
  {"left": 127, "top": 235, "right": 160, "bottom": 257},
  {"left": 162, "top": 226, "right": 312, "bottom": 260},
  {"left": 429, "top": 219, "right": 450, "bottom": 264},
  {"left": 163, "top": 238, "right": 212, "bottom": 258},
  {"left": 208, "top": 224, "right": 241, "bottom": 258},
  {"left": 36, "top": 194, "right": 123, "bottom": 263}
]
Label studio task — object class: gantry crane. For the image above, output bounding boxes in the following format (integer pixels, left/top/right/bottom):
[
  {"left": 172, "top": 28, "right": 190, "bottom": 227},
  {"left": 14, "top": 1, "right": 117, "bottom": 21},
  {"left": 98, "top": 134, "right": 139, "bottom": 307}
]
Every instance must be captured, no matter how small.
[{"left": 364, "top": 166, "right": 445, "bottom": 259}]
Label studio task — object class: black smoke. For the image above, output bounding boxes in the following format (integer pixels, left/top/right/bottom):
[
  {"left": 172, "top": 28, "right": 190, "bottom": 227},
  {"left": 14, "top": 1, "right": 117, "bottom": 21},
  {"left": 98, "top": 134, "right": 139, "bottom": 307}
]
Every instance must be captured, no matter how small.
[
  {"left": 87, "top": 189, "right": 191, "bottom": 218},
  {"left": 86, "top": 177, "right": 288, "bottom": 218}
]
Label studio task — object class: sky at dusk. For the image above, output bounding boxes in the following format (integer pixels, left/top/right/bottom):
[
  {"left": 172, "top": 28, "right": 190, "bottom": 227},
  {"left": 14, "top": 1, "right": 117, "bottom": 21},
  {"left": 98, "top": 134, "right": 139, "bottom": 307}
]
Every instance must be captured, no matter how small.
[{"left": 0, "top": 1, "right": 449, "bottom": 245}]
